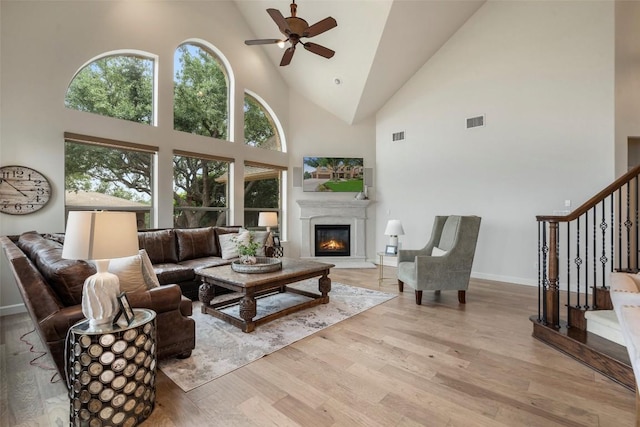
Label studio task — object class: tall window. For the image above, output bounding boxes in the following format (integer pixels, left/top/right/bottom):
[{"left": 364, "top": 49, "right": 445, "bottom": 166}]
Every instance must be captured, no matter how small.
[
  {"left": 173, "top": 151, "right": 231, "bottom": 228},
  {"left": 244, "top": 93, "right": 282, "bottom": 151},
  {"left": 65, "top": 54, "right": 154, "bottom": 125},
  {"left": 244, "top": 162, "right": 284, "bottom": 231},
  {"left": 174, "top": 43, "right": 229, "bottom": 140},
  {"left": 64, "top": 133, "right": 155, "bottom": 229}
]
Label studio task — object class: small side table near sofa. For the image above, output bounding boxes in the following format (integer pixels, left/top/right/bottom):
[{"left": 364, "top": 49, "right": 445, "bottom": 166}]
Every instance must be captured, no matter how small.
[
  {"left": 67, "top": 308, "right": 157, "bottom": 426},
  {"left": 377, "top": 251, "right": 397, "bottom": 285}
]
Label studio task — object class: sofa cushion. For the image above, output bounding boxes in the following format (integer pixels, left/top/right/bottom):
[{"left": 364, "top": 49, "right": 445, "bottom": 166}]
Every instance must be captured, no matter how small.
[
  {"left": 17, "top": 231, "right": 50, "bottom": 259},
  {"left": 152, "top": 263, "right": 195, "bottom": 285},
  {"left": 18, "top": 232, "right": 96, "bottom": 306},
  {"left": 178, "top": 257, "right": 231, "bottom": 269},
  {"left": 175, "top": 227, "right": 216, "bottom": 261},
  {"left": 138, "top": 229, "right": 179, "bottom": 264}
]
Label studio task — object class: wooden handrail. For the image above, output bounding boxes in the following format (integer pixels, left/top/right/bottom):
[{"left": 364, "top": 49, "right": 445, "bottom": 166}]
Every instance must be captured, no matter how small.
[{"left": 537, "top": 164, "right": 640, "bottom": 222}]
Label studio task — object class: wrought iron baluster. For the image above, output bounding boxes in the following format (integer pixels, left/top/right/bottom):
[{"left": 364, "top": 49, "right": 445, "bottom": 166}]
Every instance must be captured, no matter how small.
[
  {"left": 566, "top": 222, "right": 571, "bottom": 317},
  {"left": 618, "top": 188, "right": 623, "bottom": 271},
  {"left": 584, "top": 210, "right": 589, "bottom": 309},
  {"left": 575, "top": 217, "right": 582, "bottom": 311},
  {"left": 592, "top": 206, "right": 597, "bottom": 307},
  {"left": 542, "top": 222, "right": 549, "bottom": 324},
  {"left": 626, "top": 182, "right": 633, "bottom": 270},
  {"left": 611, "top": 194, "right": 615, "bottom": 274}
]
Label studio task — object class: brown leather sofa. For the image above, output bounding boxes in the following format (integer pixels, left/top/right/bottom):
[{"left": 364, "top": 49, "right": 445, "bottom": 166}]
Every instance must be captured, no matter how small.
[{"left": 0, "top": 225, "right": 254, "bottom": 378}]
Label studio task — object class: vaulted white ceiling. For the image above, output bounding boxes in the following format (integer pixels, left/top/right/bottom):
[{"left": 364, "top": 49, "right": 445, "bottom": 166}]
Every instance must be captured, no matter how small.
[{"left": 235, "top": 0, "right": 485, "bottom": 125}]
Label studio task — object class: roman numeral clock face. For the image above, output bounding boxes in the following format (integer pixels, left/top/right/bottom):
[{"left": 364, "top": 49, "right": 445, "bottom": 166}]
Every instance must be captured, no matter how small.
[{"left": 0, "top": 165, "right": 51, "bottom": 215}]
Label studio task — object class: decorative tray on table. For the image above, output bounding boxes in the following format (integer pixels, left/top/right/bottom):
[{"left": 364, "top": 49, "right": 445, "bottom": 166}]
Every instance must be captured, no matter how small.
[{"left": 231, "top": 257, "right": 282, "bottom": 273}]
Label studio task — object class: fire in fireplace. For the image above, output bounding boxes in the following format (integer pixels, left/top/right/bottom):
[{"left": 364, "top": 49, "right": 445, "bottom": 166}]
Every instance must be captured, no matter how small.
[{"left": 315, "top": 225, "right": 350, "bottom": 257}]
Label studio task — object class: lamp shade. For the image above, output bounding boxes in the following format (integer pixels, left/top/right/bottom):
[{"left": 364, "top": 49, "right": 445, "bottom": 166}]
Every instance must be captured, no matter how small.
[
  {"left": 258, "top": 212, "right": 278, "bottom": 228},
  {"left": 384, "top": 219, "right": 404, "bottom": 236},
  {"left": 62, "top": 211, "right": 139, "bottom": 260}
]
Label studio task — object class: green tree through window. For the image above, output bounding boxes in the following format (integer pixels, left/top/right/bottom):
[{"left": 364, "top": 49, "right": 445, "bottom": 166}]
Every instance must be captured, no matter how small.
[
  {"left": 244, "top": 94, "right": 281, "bottom": 151},
  {"left": 173, "top": 155, "right": 229, "bottom": 228},
  {"left": 65, "top": 55, "right": 153, "bottom": 124},
  {"left": 174, "top": 44, "right": 228, "bottom": 139}
]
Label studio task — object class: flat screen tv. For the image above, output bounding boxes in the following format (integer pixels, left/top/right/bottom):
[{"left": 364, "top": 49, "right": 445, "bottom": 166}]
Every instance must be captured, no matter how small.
[{"left": 303, "top": 157, "right": 364, "bottom": 192}]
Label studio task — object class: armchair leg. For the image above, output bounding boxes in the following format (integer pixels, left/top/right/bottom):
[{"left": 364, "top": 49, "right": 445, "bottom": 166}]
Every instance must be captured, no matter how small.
[
  {"left": 398, "top": 280, "right": 404, "bottom": 292},
  {"left": 458, "top": 290, "right": 466, "bottom": 304},
  {"left": 415, "top": 290, "right": 423, "bottom": 305}
]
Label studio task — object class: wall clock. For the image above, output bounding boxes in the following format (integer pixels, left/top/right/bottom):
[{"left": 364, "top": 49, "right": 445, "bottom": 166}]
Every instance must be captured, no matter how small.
[{"left": 0, "top": 165, "right": 52, "bottom": 215}]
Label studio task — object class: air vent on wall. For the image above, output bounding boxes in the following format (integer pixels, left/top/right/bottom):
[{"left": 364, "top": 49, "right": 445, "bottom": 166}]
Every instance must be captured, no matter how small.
[
  {"left": 466, "top": 115, "right": 485, "bottom": 129},
  {"left": 392, "top": 131, "right": 405, "bottom": 142}
]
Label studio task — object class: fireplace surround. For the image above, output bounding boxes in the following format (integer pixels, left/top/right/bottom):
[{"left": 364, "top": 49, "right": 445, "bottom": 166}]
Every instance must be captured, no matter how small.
[{"left": 297, "top": 199, "right": 373, "bottom": 267}]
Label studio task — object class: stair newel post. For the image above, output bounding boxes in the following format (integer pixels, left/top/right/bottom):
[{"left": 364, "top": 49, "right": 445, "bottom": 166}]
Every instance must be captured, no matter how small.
[{"left": 546, "top": 220, "right": 560, "bottom": 329}]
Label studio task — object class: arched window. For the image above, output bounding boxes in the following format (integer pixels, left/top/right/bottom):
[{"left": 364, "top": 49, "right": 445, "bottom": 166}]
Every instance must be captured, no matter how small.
[
  {"left": 65, "top": 53, "right": 155, "bottom": 125},
  {"left": 174, "top": 43, "right": 229, "bottom": 140},
  {"left": 244, "top": 92, "right": 283, "bottom": 152}
]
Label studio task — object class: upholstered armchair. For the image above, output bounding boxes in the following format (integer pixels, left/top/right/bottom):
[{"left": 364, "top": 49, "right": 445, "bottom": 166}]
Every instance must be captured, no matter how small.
[{"left": 397, "top": 215, "right": 481, "bottom": 304}]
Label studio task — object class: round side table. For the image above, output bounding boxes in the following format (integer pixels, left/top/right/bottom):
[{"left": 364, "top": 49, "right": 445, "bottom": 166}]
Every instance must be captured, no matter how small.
[{"left": 67, "top": 308, "right": 157, "bottom": 427}]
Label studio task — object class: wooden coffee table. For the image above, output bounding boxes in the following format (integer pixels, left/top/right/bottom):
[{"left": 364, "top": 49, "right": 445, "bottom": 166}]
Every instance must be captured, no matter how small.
[{"left": 196, "top": 258, "right": 334, "bottom": 332}]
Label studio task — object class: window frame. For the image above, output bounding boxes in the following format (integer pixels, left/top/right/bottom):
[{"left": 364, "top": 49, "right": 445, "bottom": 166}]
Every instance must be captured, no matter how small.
[
  {"left": 63, "top": 132, "right": 157, "bottom": 229},
  {"left": 172, "top": 150, "right": 233, "bottom": 228}
]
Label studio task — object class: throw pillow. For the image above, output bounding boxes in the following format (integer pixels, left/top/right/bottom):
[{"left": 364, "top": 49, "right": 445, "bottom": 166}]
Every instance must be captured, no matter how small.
[
  {"left": 431, "top": 247, "right": 448, "bottom": 257},
  {"left": 251, "top": 230, "right": 271, "bottom": 256},
  {"left": 109, "top": 250, "right": 160, "bottom": 293},
  {"left": 139, "top": 249, "right": 160, "bottom": 289},
  {"left": 109, "top": 253, "right": 147, "bottom": 293},
  {"left": 219, "top": 230, "right": 251, "bottom": 260}
]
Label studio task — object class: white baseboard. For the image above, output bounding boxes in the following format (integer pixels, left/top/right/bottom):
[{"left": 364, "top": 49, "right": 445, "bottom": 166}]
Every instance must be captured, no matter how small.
[
  {"left": 0, "top": 303, "right": 26, "bottom": 317},
  {"left": 471, "top": 272, "right": 537, "bottom": 287}
]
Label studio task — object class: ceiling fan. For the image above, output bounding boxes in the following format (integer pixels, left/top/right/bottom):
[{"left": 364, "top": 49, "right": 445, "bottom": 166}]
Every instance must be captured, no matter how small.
[{"left": 244, "top": 0, "right": 337, "bottom": 66}]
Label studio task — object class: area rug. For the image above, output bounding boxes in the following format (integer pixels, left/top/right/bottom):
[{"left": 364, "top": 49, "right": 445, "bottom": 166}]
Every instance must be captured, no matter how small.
[{"left": 158, "top": 280, "right": 396, "bottom": 392}]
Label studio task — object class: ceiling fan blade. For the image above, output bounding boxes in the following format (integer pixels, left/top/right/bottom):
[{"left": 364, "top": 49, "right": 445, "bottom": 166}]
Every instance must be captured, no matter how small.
[
  {"left": 280, "top": 46, "right": 295, "bottom": 66},
  {"left": 304, "top": 17, "right": 337, "bottom": 38},
  {"left": 267, "top": 8, "right": 291, "bottom": 35},
  {"left": 245, "top": 39, "right": 281, "bottom": 46},
  {"left": 303, "top": 42, "right": 335, "bottom": 59}
]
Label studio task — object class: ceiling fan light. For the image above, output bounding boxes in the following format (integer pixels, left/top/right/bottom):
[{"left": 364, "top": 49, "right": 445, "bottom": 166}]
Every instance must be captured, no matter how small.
[{"left": 277, "top": 40, "right": 286, "bottom": 49}]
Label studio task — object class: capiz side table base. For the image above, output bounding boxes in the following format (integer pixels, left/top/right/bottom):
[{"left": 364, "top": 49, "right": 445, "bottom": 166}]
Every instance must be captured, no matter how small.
[{"left": 67, "top": 308, "right": 157, "bottom": 427}]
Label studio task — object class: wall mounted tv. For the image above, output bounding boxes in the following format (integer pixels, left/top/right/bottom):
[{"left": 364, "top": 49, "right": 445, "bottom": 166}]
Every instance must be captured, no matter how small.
[{"left": 303, "top": 157, "right": 364, "bottom": 193}]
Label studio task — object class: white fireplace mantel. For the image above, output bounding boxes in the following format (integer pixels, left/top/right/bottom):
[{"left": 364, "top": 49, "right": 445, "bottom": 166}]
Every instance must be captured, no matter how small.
[{"left": 296, "top": 199, "right": 374, "bottom": 267}]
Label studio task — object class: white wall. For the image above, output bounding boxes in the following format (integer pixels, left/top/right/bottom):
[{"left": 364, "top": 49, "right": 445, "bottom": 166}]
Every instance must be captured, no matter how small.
[
  {"left": 615, "top": 1, "right": 640, "bottom": 174},
  {"left": 286, "top": 91, "right": 377, "bottom": 260},
  {"left": 376, "top": 1, "right": 615, "bottom": 285},
  {"left": 0, "top": 1, "right": 291, "bottom": 313}
]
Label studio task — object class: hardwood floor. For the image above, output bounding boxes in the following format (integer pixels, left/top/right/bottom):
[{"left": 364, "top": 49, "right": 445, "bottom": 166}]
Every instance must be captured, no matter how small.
[{"left": 1, "top": 267, "right": 635, "bottom": 426}]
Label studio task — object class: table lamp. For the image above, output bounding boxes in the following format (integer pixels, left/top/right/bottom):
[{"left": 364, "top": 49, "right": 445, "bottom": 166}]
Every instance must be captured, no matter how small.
[
  {"left": 384, "top": 219, "right": 405, "bottom": 247},
  {"left": 62, "top": 211, "right": 139, "bottom": 327},
  {"left": 258, "top": 212, "right": 278, "bottom": 232}
]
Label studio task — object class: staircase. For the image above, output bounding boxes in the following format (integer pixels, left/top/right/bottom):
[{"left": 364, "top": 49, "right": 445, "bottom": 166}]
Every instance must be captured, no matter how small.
[
  {"left": 532, "top": 164, "right": 640, "bottom": 391},
  {"left": 584, "top": 310, "right": 625, "bottom": 346}
]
